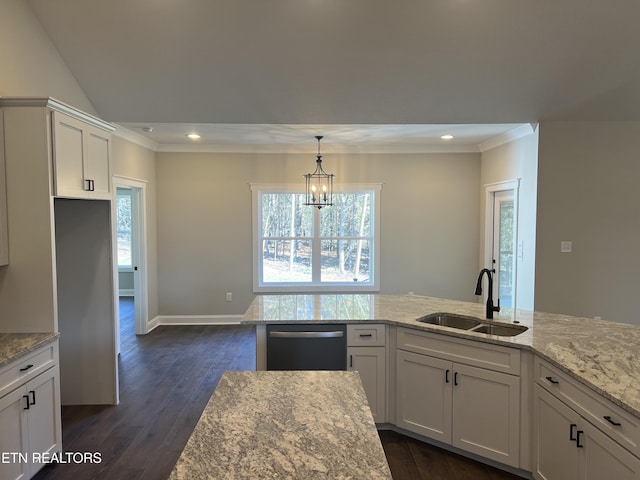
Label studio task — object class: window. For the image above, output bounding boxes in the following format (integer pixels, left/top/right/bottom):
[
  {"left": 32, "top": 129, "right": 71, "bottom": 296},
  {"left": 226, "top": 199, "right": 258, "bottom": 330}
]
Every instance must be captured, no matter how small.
[
  {"left": 116, "top": 188, "right": 133, "bottom": 268},
  {"left": 252, "top": 184, "right": 381, "bottom": 292}
]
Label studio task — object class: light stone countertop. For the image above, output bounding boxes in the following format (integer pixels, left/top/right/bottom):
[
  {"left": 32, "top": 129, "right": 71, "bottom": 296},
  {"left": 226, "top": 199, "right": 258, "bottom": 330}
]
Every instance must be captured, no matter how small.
[
  {"left": 0, "top": 332, "right": 59, "bottom": 368},
  {"left": 242, "top": 294, "right": 640, "bottom": 418},
  {"left": 169, "top": 370, "right": 392, "bottom": 480}
]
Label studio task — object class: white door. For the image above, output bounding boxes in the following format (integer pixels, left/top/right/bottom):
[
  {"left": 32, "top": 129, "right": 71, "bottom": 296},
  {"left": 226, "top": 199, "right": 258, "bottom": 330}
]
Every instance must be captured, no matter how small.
[{"left": 488, "top": 188, "right": 516, "bottom": 308}]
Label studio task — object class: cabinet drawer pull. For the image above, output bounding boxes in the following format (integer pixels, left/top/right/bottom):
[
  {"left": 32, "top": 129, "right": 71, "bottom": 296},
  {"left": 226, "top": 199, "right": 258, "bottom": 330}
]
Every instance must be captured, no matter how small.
[
  {"left": 23, "top": 395, "right": 31, "bottom": 410},
  {"left": 445, "top": 369, "right": 450, "bottom": 383},
  {"left": 85, "top": 179, "right": 92, "bottom": 191},
  {"left": 604, "top": 415, "right": 622, "bottom": 427},
  {"left": 29, "top": 390, "right": 36, "bottom": 406},
  {"left": 454, "top": 372, "right": 459, "bottom": 386},
  {"left": 570, "top": 423, "right": 577, "bottom": 441},
  {"left": 359, "top": 333, "right": 373, "bottom": 338},
  {"left": 19, "top": 364, "right": 34, "bottom": 372},
  {"left": 545, "top": 376, "right": 559, "bottom": 384},
  {"left": 349, "top": 355, "right": 353, "bottom": 368},
  {"left": 576, "top": 430, "right": 584, "bottom": 448}
]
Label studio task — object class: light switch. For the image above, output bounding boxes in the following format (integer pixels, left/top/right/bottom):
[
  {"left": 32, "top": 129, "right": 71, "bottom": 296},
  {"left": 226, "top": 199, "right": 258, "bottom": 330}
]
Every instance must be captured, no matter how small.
[{"left": 560, "top": 241, "right": 572, "bottom": 253}]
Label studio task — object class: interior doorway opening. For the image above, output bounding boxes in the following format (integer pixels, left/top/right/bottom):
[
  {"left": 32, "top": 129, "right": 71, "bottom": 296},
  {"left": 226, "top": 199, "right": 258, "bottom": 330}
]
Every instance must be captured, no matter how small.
[{"left": 113, "top": 177, "right": 149, "bottom": 353}]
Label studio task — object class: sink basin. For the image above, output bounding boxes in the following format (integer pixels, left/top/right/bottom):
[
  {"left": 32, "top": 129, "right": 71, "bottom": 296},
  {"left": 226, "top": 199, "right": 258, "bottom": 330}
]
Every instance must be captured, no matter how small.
[
  {"left": 417, "top": 313, "right": 481, "bottom": 330},
  {"left": 471, "top": 323, "right": 528, "bottom": 336}
]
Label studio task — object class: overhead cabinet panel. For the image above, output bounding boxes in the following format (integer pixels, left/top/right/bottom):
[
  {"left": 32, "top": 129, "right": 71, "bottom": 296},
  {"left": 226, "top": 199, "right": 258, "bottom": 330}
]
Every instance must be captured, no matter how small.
[{"left": 51, "top": 111, "right": 112, "bottom": 200}]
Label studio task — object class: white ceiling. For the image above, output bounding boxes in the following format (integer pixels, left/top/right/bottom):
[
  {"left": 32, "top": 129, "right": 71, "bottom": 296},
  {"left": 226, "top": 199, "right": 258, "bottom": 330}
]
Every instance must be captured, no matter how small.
[{"left": 26, "top": 0, "right": 640, "bottom": 151}]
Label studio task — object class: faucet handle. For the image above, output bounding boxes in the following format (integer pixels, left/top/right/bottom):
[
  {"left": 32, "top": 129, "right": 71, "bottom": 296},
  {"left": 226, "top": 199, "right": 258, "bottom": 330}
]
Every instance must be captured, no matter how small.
[{"left": 494, "top": 298, "right": 501, "bottom": 312}]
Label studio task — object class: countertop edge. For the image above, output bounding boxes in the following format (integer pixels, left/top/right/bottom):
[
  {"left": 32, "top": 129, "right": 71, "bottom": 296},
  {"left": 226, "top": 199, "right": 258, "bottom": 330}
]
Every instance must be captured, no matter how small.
[{"left": 0, "top": 332, "right": 60, "bottom": 369}]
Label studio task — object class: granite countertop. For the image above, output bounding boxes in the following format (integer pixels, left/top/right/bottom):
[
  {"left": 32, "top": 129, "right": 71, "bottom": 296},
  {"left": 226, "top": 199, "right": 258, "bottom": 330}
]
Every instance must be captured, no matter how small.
[
  {"left": 242, "top": 294, "right": 640, "bottom": 419},
  {"left": 169, "top": 370, "right": 392, "bottom": 480},
  {"left": 0, "top": 332, "right": 59, "bottom": 368}
]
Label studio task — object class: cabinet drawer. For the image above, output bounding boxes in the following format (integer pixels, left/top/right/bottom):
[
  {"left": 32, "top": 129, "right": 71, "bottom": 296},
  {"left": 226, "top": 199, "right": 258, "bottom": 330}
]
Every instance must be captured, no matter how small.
[
  {"left": 347, "top": 324, "right": 386, "bottom": 346},
  {"left": 397, "top": 327, "right": 520, "bottom": 375},
  {"left": 535, "top": 356, "right": 640, "bottom": 454},
  {"left": 0, "top": 342, "right": 57, "bottom": 398}
]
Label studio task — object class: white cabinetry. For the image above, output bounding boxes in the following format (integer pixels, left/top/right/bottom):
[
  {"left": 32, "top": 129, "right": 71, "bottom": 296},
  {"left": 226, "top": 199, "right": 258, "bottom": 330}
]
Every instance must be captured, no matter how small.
[
  {"left": 0, "top": 341, "right": 62, "bottom": 480},
  {"left": 533, "top": 358, "right": 640, "bottom": 480},
  {"left": 51, "top": 111, "right": 112, "bottom": 199},
  {"left": 396, "top": 327, "right": 521, "bottom": 468},
  {"left": 0, "top": 111, "right": 8, "bottom": 265},
  {"left": 347, "top": 324, "right": 386, "bottom": 423}
]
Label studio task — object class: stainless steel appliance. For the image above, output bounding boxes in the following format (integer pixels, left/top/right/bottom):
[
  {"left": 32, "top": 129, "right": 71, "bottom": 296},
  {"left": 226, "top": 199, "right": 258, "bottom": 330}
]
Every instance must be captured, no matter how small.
[{"left": 266, "top": 324, "right": 347, "bottom": 370}]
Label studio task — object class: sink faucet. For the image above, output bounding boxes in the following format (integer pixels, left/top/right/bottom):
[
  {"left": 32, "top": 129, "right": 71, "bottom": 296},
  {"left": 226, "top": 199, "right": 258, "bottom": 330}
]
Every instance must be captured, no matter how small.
[{"left": 475, "top": 268, "right": 500, "bottom": 319}]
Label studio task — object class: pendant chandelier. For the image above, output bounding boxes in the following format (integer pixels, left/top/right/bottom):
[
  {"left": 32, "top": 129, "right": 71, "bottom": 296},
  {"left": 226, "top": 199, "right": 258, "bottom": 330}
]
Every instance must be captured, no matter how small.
[{"left": 304, "top": 135, "right": 334, "bottom": 209}]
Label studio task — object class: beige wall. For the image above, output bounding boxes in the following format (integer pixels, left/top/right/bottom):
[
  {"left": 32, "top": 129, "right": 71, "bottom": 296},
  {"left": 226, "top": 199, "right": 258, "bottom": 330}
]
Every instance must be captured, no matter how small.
[
  {"left": 112, "top": 136, "right": 159, "bottom": 321},
  {"left": 536, "top": 122, "right": 640, "bottom": 325},
  {"left": 480, "top": 131, "right": 539, "bottom": 310},
  {"left": 0, "top": 0, "right": 96, "bottom": 114},
  {"left": 157, "top": 151, "right": 481, "bottom": 315}
]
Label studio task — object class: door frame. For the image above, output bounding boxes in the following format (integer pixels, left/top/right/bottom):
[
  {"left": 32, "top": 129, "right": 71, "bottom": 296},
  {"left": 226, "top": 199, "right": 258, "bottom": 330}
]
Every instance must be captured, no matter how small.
[
  {"left": 112, "top": 175, "right": 149, "bottom": 341},
  {"left": 484, "top": 179, "right": 520, "bottom": 310}
]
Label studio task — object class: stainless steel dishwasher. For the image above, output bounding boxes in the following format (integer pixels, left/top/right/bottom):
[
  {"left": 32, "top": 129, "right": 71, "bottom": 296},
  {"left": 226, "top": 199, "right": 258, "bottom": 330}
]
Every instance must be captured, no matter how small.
[{"left": 266, "top": 324, "right": 347, "bottom": 370}]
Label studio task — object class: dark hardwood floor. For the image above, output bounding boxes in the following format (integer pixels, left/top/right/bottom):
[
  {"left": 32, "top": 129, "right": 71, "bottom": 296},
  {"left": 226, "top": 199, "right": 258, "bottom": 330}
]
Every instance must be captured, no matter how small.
[{"left": 34, "top": 298, "right": 522, "bottom": 480}]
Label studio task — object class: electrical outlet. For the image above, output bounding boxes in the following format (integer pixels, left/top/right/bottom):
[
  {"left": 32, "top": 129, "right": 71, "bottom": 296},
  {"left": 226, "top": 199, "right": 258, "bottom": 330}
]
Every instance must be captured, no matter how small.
[
  {"left": 560, "top": 241, "right": 572, "bottom": 253},
  {"left": 226, "top": 292, "right": 232, "bottom": 302}
]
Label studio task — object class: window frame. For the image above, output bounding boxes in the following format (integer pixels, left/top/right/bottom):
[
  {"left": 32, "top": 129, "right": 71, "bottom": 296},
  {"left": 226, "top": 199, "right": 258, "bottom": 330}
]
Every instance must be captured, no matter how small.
[{"left": 251, "top": 183, "right": 382, "bottom": 293}]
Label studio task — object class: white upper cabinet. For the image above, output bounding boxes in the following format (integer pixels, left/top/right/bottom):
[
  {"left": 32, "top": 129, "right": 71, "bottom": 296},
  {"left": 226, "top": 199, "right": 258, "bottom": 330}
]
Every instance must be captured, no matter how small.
[{"left": 51, "top": 110, "right": 112, "bottom": 199}]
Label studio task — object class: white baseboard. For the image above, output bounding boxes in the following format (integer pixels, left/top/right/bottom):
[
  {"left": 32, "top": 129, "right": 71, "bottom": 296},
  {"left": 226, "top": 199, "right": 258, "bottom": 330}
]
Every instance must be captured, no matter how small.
[
  {"left": 119, "top": 289, "right": 134, "bottom": 297},
  {"left": 155, "top": 314, "right": 243, "bottom": 326}
]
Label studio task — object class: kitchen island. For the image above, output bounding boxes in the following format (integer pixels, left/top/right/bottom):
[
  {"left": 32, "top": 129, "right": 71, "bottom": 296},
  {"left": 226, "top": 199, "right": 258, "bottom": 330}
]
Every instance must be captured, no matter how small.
[
  {"left": 242, "top": 293, "right": 640, "bottom": 419},
  {"left": 169, "top": 370, "right": 392, "bottom": 480}
]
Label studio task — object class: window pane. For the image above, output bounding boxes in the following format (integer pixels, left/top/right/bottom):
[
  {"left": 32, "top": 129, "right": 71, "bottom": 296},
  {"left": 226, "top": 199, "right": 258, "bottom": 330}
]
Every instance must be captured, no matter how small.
[
  {"left": 117, "top": 194, "right": 132, "bottom": 267},
  {"left": 320, "top": 192, "right": 371, "bottom": 238},
  {"left": 261, "top": 193, "right": 312, "bottom": 237},
  {"left": 321, "top": 239, "right": 371, "bottom": 283},
  {"left": 262, "top": 239, "right": 312, "bottom": 282}
]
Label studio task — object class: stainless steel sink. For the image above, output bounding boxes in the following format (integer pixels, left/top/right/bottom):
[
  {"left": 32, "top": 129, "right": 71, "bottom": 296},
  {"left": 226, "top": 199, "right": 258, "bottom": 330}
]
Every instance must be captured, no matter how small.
[
  {"left": 470, "top": 323, "right": 528, "bottom": 336},
  {"left": 417, "top": 313, "right": 481, "bottom": 330}
]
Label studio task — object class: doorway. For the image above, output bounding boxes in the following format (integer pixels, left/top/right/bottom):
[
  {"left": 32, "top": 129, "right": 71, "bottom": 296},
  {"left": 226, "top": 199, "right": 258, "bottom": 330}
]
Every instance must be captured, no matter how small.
[
  {"left": 113, "top": 176, "right": 148, "bottom": 350},
  {"left": 484, "top": 180, "right": 519, "bottom": 310}
]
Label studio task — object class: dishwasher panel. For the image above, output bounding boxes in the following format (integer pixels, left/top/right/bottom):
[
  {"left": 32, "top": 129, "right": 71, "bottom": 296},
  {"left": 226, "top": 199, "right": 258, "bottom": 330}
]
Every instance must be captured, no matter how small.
[{"left": 266, "top": 324, "right": 347, "bottom": 370}]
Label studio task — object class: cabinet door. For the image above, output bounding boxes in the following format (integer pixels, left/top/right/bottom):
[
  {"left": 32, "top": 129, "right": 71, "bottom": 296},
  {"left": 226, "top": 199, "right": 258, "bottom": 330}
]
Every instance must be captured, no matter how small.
[
  {"left": 533, "top": 384, "right": 581, "bottom": 480},
  {"left": 0, "top": 387, "right": 29, "bottom": 480},
  {"left": 348, "top": 346, "right": 385, "bottom": 423},
  {"left": 396, "top": 350, "right": 452, "bottom": 443},
  {"left": 26, "top": 367, "right": 61, "bottom": 475},
  {"left": 0, "top": 112, "right": 8, "bottom": 266},
  {"left": 452, "top": 363, "right": 521, "bottom": 467},
  {"left": 52, "top": 111, "right": 88, "bottom": 198},
  {"left": 86, "top": 127, "right": 111, "bottom": 199},
  {"left": 581, "top": 421, "right": 640, "bottom": 480}
]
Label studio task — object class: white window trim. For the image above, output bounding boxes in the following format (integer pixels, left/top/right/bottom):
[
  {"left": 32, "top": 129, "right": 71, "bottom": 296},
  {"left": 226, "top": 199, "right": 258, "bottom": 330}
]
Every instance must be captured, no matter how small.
[{"left": 250, "top": 183, "right": 382, "bottom": 293}]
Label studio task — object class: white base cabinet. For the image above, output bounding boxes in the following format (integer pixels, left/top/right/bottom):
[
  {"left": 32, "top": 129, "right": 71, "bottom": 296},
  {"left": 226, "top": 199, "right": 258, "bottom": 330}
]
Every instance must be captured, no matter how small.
[
  {"left": 533, "top": 357, "right": 640, "bottom": 480},
  {"left": 395, "top": 327, "right": 521, "bottom": 468},
  {"left": 347, "top": 324, "right": 386, "bottom": 423},
  {"left": 0, "top": 342, "right": 61, "bottom": 480}
]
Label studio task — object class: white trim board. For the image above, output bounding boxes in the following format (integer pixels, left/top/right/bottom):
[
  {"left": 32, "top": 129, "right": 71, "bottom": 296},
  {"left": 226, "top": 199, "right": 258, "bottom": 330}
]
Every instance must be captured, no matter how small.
[{"left": 154, "top": 315, "right": 243, "bottom": 326}]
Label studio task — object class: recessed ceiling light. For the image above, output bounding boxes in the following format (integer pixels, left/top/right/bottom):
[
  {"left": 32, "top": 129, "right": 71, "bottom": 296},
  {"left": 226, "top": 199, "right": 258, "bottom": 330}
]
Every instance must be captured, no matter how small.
[
  {"left": 187, "top": 133, "right": 201, "bottom": 140},
  {"left": 440, "top": 134, "right": 454, "bottom": 140}
]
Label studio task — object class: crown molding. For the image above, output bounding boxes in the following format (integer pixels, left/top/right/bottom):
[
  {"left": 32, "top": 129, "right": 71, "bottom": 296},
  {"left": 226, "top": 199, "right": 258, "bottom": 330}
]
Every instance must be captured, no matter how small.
[
  {"left": 478, "top": 124, "right": 536, "bottom": 152},
  {"left": 0, "top": 96, "right": 115, "bottom": 132},
  {"left": 111, "top": 124, "right": 160, "bottom": 151}
]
